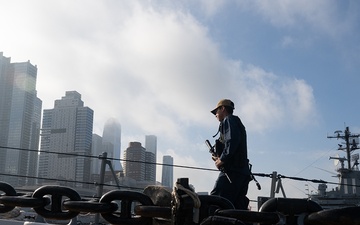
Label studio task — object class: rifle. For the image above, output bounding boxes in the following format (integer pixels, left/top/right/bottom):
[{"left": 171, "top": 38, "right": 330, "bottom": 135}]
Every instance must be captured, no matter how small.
[{"left": 205, "top": 140, "right": 232, "bottom": 183}]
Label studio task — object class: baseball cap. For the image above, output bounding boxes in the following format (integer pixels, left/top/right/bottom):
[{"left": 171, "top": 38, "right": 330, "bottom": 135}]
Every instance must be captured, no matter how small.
[{"left": 211, "top": 99, "right": 235, "bottom": 115}]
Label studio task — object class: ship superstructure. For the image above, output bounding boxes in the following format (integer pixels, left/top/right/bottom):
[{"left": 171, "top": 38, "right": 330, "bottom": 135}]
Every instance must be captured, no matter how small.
[{"left": 309, "top": 126, "right": 360, "bottom": 209}]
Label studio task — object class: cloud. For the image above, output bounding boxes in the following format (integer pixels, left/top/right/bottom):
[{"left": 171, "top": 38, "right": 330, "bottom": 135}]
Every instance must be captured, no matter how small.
[
  {"left": 0, "top": 0, "right": 320, "bottom": 196},
  {"left": 282, "top": 79, "right": 318, "bottom": 126},
  {"left": 235, "top": 0, "right": 358, "bottom": 39},
  {"left": 223, "top": 62, "right": 318, "bottom": 132},
  {"left": 197, "top": 0, "right": 227, "bottom": 17},
  {"left": 0, "top": 0, "right": 319, "bottom": 141}
]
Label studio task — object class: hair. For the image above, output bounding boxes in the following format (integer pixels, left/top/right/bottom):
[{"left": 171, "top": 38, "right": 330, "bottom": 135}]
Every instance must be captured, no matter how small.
[{"left": 224, "top": 106, "right": 234, "bottom": 115}]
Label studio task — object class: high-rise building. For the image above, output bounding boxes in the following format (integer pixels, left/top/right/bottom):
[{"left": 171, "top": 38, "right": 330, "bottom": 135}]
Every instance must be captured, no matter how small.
[
  {"left": 102, "top": 118, "right": 122, "bottom": 171},
  {"left": 38, "top": 91, "right": 93, "bottom": 188},
  {"left": 91, "top": 134, "right": 103, "bottom": 174},
  {"left": 27, "top": 96, "right": 42, "bottom": 185},
  {"left": 124, "top": 142, "right": 145, "bottom": 181},
  {"left": 0, "top": 53, "right": 12, "bottom": 179},
  {"left": 145, "top": 151, "right": 156, "bottom": 183},
  {"left": 161, "top": 155, "right": 173, "bottom": 188},
  {"left": 0, "top": 52, "right": 42, "bottom": 187},
  {"left": 145, "top": 135, "right": 157, "bottom": 183}
]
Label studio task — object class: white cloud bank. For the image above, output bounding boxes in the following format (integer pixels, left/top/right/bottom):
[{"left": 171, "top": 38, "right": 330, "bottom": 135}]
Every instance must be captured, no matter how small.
[{"left": 0, "top": 0, "right": 319, "bottom": 193}]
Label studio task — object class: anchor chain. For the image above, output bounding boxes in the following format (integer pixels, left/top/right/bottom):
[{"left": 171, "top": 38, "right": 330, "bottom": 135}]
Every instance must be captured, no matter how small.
[{"left": 1, "top": 181, "right": 360, "bottom": 225}]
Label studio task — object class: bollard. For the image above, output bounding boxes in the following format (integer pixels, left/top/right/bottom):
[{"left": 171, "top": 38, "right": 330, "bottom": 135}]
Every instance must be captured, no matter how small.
[{"left": 172, "top": 178, "right": 196, "bottom": 225}]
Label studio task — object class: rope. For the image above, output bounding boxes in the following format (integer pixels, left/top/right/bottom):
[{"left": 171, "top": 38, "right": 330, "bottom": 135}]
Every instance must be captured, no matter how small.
[{"left": 172, "top": 182, "right": 201, "bottom": 210}]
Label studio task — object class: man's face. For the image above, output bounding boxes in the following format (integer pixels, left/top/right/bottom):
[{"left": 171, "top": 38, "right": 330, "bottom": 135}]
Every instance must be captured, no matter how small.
[{"left": 215, "top": 106, "right": 226, "bottom": 122}]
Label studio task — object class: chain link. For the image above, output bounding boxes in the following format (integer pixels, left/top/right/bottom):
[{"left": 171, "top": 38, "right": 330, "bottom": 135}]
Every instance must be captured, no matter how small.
[
  {"left": 32, "top": 185, "right": 82, "bottom": 220},
  {"left": 99, "top": 190, "right": 153, "bottom": 225},
  {"left": 63, "top": 198, "right": 118, "bottom": 213},
  {"left": 0, "top": 182, "right": 16, "bottom": 213}
]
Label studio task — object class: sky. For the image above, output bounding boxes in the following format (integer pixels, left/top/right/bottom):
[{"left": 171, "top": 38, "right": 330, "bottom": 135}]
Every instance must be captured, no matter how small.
[{"left": 1, "top": 0, "right": 360, "bottom": 210}]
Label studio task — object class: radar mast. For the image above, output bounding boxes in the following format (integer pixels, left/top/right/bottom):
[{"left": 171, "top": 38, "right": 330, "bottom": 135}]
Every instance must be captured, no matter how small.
[{"left": 327, "top": 126, "right": 360, "bottom": 170}]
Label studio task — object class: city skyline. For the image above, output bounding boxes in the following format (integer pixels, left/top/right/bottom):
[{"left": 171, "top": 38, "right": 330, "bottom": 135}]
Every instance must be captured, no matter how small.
[
  {"left": 1, "top": 1, "right": 359, "bottom": 207},
  {"left": 0, "top": 52, "right": 171, "bottom": 188}
]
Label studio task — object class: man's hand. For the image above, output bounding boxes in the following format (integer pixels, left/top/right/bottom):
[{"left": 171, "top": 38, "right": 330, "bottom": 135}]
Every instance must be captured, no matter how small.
[
  {"left": 212, "top": 155, "right": 232, "bottom": 183},
  {"left": 214, "top": 157, "right": 224, "bottom": 170}
]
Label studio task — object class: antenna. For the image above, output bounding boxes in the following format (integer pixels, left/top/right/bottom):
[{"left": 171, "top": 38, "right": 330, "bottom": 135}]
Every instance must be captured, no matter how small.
[
  {"left": 332, "top": 154, "right": 340, "bottom": 166},
  {"left": 327, "top": 126, "right": 360, "bottom": 170},
  {"left": 329, "top": 155, "right": 346, "bottom": 169}
]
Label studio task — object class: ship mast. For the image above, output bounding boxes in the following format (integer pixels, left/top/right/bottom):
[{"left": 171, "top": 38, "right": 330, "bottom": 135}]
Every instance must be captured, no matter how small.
[
  {"left": 310, "top": 127, "right": 360, "bottom": 209},
  {"left": 327, "top": 126, "right": 360, "bottom": 170}
]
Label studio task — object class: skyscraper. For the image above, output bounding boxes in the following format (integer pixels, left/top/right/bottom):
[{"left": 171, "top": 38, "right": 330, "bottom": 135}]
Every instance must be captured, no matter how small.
[
  {"left": 0, "top": 52, "right": 42, "bottom": 187},
  {"left": 161, "top": 155, "right": 173, "bottom": 188},
  {"left": 0, "top": 53, "right": 12, "bottom": 179},
  {"left": 38, "top": 91, "right": 93, "bottom": 188},
  {"left": 145, "top": 151, "right": 156, "bottom": 183},
  {"left": 145, "top": 135, "right": 157, "bottom": 183},
  {"left": 91, "top": 134, "right": 103, "bottom": 174},
  {"left": 124, "top": 142, "right": 145, "bottom": 181},
  {"left": 27, "top": 96, "right": 42, "bottom": 185},
  {"left": 102, "top": 118, "right": 122, "bottom": 171}
]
